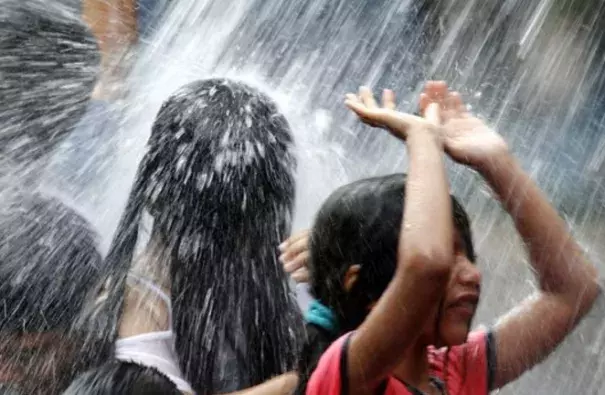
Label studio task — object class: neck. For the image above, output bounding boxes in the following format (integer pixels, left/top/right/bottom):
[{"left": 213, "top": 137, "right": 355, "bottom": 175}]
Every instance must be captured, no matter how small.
[{"left": 392, "top": 338, "right": 434, "bottom": 393}]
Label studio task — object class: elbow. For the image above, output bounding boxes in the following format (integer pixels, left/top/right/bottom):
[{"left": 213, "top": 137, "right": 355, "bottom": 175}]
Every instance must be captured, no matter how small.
[
  {"left": 577, "top": 277, "right": 602, "bottom": 315},
  {"left": 400, "top": 246, "right": 453, "bottom": 282},
  {"left": 549, "top": 265, "right": 602, "bottom": 319},
  {"left": 572, "top": 262, "right": 601, "bottom": 314}
]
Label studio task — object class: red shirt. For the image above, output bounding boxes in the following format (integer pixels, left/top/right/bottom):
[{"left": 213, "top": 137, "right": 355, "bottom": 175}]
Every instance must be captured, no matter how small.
[{"left": 307, "top": 330, "right": 493, "bottom": 395}]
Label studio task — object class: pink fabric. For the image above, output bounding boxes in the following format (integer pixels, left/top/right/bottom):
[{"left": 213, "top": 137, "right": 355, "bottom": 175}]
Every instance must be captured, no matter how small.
[{"left": 307, "top": 330, "right": 489, "bottom": 395}]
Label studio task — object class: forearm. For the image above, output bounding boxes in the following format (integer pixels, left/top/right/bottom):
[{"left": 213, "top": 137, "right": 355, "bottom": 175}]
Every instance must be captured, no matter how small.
[
  {"left": 400, "top": 132, "right": 454, "bottom": 269},
  {"left": 82, "top": 0, "right": 138, "bottom": 58},
  {"left": 347, "top": 132, "right": 453, "bottom": 390},
  {"left": 230, "top": 373, "right": 298, "bottom": 395},
  {"left": 480, "top": 154, "right": 599, "bottom": 308}
]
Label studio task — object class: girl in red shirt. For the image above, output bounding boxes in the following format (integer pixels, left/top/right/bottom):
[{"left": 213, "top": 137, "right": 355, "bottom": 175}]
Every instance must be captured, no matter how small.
[{"left": 300, "top": 82, "right": 600, "bottom": 395}]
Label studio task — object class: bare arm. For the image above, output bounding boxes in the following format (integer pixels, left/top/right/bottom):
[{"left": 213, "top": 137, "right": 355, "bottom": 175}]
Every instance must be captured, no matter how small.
[
  {"left": 229, "top": 373, "right": 298, "bottom": 395},
  {"left": 419, "top": 82, "right": 601, "bottom": 389},
  {"left": 82, "top": 0, "right": 138, "bottom": 56},
  {"left": 481, "top": 154, "right": 600, "bottom": 389},
  {"left": 419, "top": 81, "right": 601, "bottom": 391},
  {"left": 82, "top": 0, "right": 137, "bottom": 98},
  {"left": 345, "top": 87, "right": 454, "bottom": 394}
]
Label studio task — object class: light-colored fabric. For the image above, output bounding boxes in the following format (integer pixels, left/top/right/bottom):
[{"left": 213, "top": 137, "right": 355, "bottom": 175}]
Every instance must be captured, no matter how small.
[{"left": 115, "top": 274, "right": 194, "bottom": 394}]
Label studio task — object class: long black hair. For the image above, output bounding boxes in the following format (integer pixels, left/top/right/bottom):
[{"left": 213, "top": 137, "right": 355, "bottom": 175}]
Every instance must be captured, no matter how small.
[
  {"left": 308, "top": 173, "right": 475, "bottom": 331},
  {"left": 92, "top": 78, "right": 303, "bottom": 394},
  {"left": 0, "top": 0, "right": 99, "bottom": 177},
  {"left": 296, "top": 173, "right": 475, "bottom": 392},
  {"left": 0, "top": 192, "right": 104, "bottom": 394}
]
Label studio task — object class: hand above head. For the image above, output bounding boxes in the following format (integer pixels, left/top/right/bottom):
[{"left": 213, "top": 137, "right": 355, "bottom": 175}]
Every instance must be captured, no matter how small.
[
  {"left": 419, "top": 81, "right": 509, "bottom": 171},
  {"left": 345, "top": 86, "right": 442, "bottom": 142}
]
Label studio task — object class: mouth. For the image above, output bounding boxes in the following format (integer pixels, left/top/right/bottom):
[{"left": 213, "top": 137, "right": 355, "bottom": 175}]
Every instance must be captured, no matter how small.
[{"left": 448, "top": 293, "right": 479, "bottom": 318}]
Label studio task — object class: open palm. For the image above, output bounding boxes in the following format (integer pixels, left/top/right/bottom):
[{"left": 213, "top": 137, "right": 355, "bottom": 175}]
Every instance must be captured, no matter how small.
[
  {"left": 419, "top": 82, "right": 508, "bottom": 168},
  {"left": 345, "top": 86, "right": 441, "bottom": 141}
]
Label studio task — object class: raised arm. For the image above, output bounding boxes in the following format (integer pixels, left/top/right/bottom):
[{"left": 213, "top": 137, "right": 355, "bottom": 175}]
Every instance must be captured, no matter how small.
[
  {"left": 421, "top": 84, "right": 601, "bottom": 390},
  {"left": 481, "top": 153, "right": 600, "bottom": 388},
  {"left": 82, "top": 0, "right": 138, "bottom": 98},
  {"left": 344, "top": 86, "right": 454, "bottom": 393},
  {"left": 82, "top": 0, "right": 138, "bottom": 55}
]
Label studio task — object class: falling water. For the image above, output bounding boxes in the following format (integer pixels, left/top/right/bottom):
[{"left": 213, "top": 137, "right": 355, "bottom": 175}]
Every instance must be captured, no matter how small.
[
  {"left": 4, "top": 0, "right": 605, "bottom": 393},
  {"left": 95, "top": 1, "right": 605, "bottom": 393}
]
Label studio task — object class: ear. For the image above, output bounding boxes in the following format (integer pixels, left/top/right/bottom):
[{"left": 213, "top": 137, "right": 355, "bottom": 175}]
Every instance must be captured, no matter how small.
[{"left": 343, "top": 264, "right": 361, "bottom": 292}]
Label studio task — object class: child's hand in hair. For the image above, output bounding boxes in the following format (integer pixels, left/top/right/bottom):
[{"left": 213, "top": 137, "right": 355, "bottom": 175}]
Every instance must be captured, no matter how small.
[
  {"left": 279, "top": 230, "right": 310, "bottom": 283},
  {"left": 345, "top": 86, "right": 441, "bottom": 141},
  {"left": 419, "top": 81, "right": 509, "bottom": 170}
]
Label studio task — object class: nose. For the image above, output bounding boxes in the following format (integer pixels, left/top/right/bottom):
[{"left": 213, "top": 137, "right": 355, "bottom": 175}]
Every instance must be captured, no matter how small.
[{"left": 457, "top": 258, "right": 482, "bottom": 289}]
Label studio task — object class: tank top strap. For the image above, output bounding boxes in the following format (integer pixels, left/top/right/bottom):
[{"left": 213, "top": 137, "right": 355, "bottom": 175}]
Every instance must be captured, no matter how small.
[{"left": 127, "top": 273, "right": 173, "bottom": 327}]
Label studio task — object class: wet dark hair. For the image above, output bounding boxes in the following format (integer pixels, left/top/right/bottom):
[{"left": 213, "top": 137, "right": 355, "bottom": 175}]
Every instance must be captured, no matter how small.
[
  {"left": 0, "top": 192, "right": 104, "bottom": 394},
  {"left": 294, "top": 174, "right": 475, "bottom": 394},
  {"left": 62, "top": 361, "right": 181, "bottom": 395},
  {"left": 94, "top": 78, "right": 303, "bottom": 395},
  {"left": 0, "top": 193, "right": 102, "bottom": 332},
  {"left": 309, "top": 173, "right": 475, "bottom": 333},
  {"left": 0, "top": 0, "right": 100, "bottom": 175},
  {"left": 0, "top": 384, "right": 21, "bottom": 395}
]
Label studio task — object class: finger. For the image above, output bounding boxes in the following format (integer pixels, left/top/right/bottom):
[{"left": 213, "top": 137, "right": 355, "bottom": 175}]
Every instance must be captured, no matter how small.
[
  {"left": 359, "top": 86, "right": 378, "bottom": 108},
  {"left": 346, "top": 100, "right": 382, "bottom": 127},
  {"left": 345, "top": 93, "right": 360, "bottom": 104},
  {"left": 424, "top": 102, "right": 441, "bottom": 125},
  {"left": 282, "top": 229, "right": 310, "bottom": 247},
  {"left": 442, "top": 91, "right": 459, "bottom": 120},
  {"left": 382, "top": 89, "right": 396, "bottom": 110},
  {"left": 425, "top": 80, "right": 448, "bottom": 103},
  {"left": 449, "top": 92, "right": 466, "bottom": 112},
  {"left": 450, "top": 92, "right": 470, "bottom": 116},
  {"left": 418, "top": 93, "right": 430, "bottom": 115},
  {"left": 445, "top": 91, "right": 458, "bottom": 111},
  {"left": 291, "top": 268, "right": 310, "bottom": 283},
  {"left": 345, "top": 99, "right": 370, "bottom": 118},
  {"left": 284, "top": 251, "right": 310, "bottom": 273},
  {"left": 282, "top": 236, "right": 309, "bottom": 260}
]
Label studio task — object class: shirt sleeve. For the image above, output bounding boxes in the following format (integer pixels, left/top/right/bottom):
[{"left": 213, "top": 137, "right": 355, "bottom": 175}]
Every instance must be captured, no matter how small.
[{"left": 306, "top": 334, "right": 351, "bottom": 395}]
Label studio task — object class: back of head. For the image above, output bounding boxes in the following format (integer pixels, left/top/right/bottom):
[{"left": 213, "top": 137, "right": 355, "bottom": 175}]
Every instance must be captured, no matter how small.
[
  {"left": 309, "top": 173, "right": 475, "bottom": 332},
  {"left": 62, "top": 361, "right": 181, "bottom": 395},
  {"left": 0, "top": 0, "right": 100, "bottom": 176},
  {"left": 0, "top": 192, "right": 103, "bottom": 393},
  {"left": 0, "top": 384, "right": 21, "bottom": 395},
  {"left": 0, "top": 192, "right": 101, "bottom": 332},
  {"left": 100, "top": 79, "right": 302, "bottom": 394}
]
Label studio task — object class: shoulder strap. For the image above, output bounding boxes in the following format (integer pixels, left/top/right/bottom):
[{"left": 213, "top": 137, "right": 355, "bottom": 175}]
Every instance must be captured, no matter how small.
[{"left": 340, "top": 334, "right": 352, "bottom": 395}]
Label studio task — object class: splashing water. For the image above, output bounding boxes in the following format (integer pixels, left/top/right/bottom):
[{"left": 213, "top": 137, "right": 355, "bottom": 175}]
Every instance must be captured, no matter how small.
[
  {"left": 2, "top": 0, "right": 604, "bottom": 393},
  {"left": 103, "top": 1, "right": 604, "bottom": 393}
]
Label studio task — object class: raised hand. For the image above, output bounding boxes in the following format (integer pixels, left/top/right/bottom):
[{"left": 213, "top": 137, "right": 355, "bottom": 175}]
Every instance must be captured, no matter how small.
[
  {"left": 345, "top": 86, "right": 441, "bottom": 141},
  {"left": 419, "top": 81, "right": 509, "bottom": 170}
]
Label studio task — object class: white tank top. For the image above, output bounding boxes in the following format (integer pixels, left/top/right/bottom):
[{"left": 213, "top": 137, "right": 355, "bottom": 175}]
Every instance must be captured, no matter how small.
[{"left": 115, "top": 274, "right": 194, "bottom": 394}]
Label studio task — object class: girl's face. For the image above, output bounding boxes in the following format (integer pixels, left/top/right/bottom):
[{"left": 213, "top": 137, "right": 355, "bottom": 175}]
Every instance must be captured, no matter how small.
[{"left": 436, "top": 231, "right": 482, "bottom": 347}]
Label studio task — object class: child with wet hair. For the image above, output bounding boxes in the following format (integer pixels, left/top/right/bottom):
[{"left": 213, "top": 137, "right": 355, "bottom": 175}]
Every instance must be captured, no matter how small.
[
  {"left": 62, "top": 361, "right": 181, "bottom": 395},
  {"left": 282, "top": 173, "right": 475, "bottom": 395},
  {"left": 0, "top": 192, "right": 104, "bottom": 395},
  {"left": 0, "top": 0, "right": 100, "bottom": 181},
  {"left": 282, "top": 82, "right": 599, "bottom": 395},
  {"left": 84, "top": 78, "right": 303, "bottom": 395}
]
